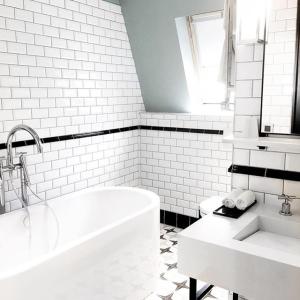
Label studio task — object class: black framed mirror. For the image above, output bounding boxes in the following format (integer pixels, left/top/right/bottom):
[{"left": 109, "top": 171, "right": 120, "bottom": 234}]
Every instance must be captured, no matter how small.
[
  {"left": 260, "top": 0, "right": 300, "bottom": 135},
  {"left": 292, "top": 0, "right": 300, "bottom": 133}
]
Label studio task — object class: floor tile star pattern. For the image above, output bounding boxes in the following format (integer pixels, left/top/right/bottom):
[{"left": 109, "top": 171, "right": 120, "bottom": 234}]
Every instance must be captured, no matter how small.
[{"left": 145, "top": 224, "right": 231, "bottom": 300}]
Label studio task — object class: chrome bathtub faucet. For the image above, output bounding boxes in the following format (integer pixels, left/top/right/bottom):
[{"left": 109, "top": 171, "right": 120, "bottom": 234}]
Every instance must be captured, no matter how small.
[{"left": 0, "top": 125, "right": 43, "bottom": 214}]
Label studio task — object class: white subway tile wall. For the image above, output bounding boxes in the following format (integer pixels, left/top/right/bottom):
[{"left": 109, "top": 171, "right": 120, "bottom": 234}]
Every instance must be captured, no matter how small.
[
  {"left": 1, "top": 130, "right": 140, "bottom": 211},
  {"left": 285, "top": 153, "right": 300, "bottom": 171},
  {"left": 139, "top": 113, "right": 233, "bottom": 217},
  {"left": 249, "top": 150, "right": 285, "bottom": 170},
  {"left": 0, "top": 0, "right": 143, "bottom": 211},
  {"left": 2, "top": 0, "right": 300, "bottom": 215},
  {"left": 0, "top": 0, "right": 235, "bottom": 216},
  {"left": 0, "top": 0, "right": 143, "bottom": 141}
]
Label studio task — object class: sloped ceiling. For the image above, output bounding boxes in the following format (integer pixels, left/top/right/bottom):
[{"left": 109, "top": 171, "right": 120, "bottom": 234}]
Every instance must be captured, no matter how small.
[{"left": 120, "top": 0, "right": 224, "bottom": 112}]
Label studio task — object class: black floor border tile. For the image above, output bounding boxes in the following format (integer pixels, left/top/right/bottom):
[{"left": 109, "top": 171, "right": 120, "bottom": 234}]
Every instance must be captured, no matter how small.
[
  {"left": 177, "top": 213, "right": 190, "bottom": 229},
  {"left": 160, "top": 209, "right": 200, "bottom": 229},
  {"left": 0, "top": 125, "right": 224, "bottom": 150},
  {"left": 229, "top": 164, "right": 300, "bottom": 182},
  {"left": 165, "top": 210, "right": 177, "bottom": 227},
  {"left": 160, "top": 209, "right": 165, "bottom": 224}
]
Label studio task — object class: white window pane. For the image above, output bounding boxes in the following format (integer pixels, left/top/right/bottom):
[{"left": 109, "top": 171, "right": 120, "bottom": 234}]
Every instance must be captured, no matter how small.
[
  {"left": 193, "top": 15, "right": 226, "bottom": 103},
  {"left": 237, "top": 0, "right": 268, "bottom": 43}
]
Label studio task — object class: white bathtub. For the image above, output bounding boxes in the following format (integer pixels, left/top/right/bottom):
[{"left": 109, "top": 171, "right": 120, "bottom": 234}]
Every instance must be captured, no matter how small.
[{"left": 0, "top": 186, "right": 160, "bottom": 300}]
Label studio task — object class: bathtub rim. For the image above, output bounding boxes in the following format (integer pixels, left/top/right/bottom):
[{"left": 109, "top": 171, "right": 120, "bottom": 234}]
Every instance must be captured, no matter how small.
[{"left": 0, "top": 186, "right": 160, "bottom": 281}]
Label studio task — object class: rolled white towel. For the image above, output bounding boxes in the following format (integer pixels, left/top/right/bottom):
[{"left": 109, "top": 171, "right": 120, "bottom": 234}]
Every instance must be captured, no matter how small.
[
  {"left": 236, "top": 190, "right": 255, "bottom": 210},
  {"left": 222, "top": 189, "right": 243, "bottom": 208}
]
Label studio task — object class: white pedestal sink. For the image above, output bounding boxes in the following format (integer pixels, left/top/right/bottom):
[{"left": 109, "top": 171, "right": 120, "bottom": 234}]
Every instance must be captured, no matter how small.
[{"left": 178, "top": 204, "right": 300, "bottom": 300}]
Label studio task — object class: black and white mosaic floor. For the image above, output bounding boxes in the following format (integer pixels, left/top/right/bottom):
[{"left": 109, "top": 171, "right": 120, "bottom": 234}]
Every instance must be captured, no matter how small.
[{"left": 146, "top": 224, "right": 230, "bottom": 300}]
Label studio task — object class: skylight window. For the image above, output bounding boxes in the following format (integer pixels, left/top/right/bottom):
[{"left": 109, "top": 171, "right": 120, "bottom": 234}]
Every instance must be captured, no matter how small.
[
  {"left": 176, "top": 7, "right": 236, "bottom": 112},
  {"left": 189, "top": 12, "right": 227, "bottom": 105}
]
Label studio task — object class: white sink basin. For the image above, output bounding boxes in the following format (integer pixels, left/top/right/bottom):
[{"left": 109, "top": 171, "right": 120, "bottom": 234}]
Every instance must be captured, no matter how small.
[
  {"left": 234, "top": 215, "right": 300, "bottom": 256},
  {"left": 178, "top": 205, "right": 300, "bottom": 300}
]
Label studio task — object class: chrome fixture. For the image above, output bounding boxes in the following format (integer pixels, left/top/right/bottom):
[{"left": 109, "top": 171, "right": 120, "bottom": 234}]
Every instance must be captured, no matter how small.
[
  {"left": 278, "top": 194, "right": 297, "bottom": 216},
  {"left": 7, "top": 125, "right": 43, "bottom": 167},
  {"left": 0, "top": 157, "right": 5, "bottom": 214},
  {"left": 0, "top": 125, "right": 43, "bottom": 214}
]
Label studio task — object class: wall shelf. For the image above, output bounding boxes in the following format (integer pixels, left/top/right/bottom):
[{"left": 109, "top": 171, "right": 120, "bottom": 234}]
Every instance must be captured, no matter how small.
[{"left": 223, "top": 134, "right": 300, "bottom": 153}]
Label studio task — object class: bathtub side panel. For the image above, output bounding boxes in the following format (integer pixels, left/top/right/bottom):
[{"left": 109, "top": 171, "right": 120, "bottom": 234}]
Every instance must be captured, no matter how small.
[{"left": 1, "top": 207, "right": 160, "bottom": 300}]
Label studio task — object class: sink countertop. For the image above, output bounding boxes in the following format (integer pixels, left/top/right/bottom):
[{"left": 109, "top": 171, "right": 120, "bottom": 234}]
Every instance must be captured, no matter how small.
[
  {"left": 178, "top": 203, "right": 300, "bottom": 300},
  {"left": 180, "top": 203, "right": 300, "bottom": 266}
]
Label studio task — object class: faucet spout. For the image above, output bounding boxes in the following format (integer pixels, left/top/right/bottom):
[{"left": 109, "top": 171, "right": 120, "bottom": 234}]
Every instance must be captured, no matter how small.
[{"left": 7, "top": 125, "right": 43, "bottom": 167}]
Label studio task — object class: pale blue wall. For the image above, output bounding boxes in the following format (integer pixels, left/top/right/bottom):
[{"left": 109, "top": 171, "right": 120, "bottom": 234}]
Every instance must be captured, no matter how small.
[
  {"left": 120, "top": 0, "right": 224, "bottom": 112},
  {"left": 105, "top": 0, "right": 120, "bottom": 5}
]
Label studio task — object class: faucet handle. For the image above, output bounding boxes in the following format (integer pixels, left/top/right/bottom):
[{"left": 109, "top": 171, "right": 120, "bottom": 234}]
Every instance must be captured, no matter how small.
[
  {"left": 16, "top": 152, "right": 27, "bottom": 157},
  {"left": 0, "top": 157, "right": 4, "bottom": 178},
  {"left": 13, "top": 152, "right": 27, "bottom": 167},
  {"left": 0, "top": 156, "right": 6, "bottom": 168},
  {"left": 0, "top": 157, "right": 5, "bottom": 211},
  {"left": 278, "top": 194, "right": 296, "bottom": 202},
  {"left": 17, "top": 152, "right": 30, "bottom": 185}
]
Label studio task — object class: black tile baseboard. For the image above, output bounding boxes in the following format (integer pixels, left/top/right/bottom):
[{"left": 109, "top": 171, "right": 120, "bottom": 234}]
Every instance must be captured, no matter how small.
[
  {"left": 160, "top": 209, "right": 200, "bottom": 229},
  {"left": 229, "top": 164, "right": 300, "bottom": 182},
  {"left": 0, "top": 125, "right": 224, "bottom": 150}
]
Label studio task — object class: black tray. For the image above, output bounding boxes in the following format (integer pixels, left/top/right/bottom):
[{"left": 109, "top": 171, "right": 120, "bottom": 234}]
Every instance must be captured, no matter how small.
[{"left": 213, "top": 200, "right": 257, "bottom": 219}]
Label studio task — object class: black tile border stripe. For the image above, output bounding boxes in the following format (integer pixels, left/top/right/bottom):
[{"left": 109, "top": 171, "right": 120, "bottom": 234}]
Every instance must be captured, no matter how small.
[
  {"left": 0, "top": 125, "right": 223, "bottom": 150},
  {"left": 140, "top": 125, "right": 223, "bottom": 135},
  {"left": 0, "top": 126, "right": 139, "bottom": 150},
  {"left": 160, "top": 209, "right": 200, "bottom": 229},
  {"left": 228, "top": 164, "right": 300, "bottom": 182}
]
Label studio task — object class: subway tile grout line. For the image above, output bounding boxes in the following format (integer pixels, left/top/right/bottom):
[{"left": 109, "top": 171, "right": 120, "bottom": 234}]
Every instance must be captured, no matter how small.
[{"left": 0, "top": 125, "right": 224, "bottom": 150}]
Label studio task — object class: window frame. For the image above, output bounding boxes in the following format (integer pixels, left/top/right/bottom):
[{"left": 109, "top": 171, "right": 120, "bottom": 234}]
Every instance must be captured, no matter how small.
[{"left": 186, "top": 10, "right": 234, "bottom": 109}]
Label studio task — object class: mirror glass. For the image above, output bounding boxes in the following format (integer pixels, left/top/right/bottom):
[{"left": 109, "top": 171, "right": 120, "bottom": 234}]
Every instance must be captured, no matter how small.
[{"left": 261, "top": 0, "right": 298, "bottom": 134}]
